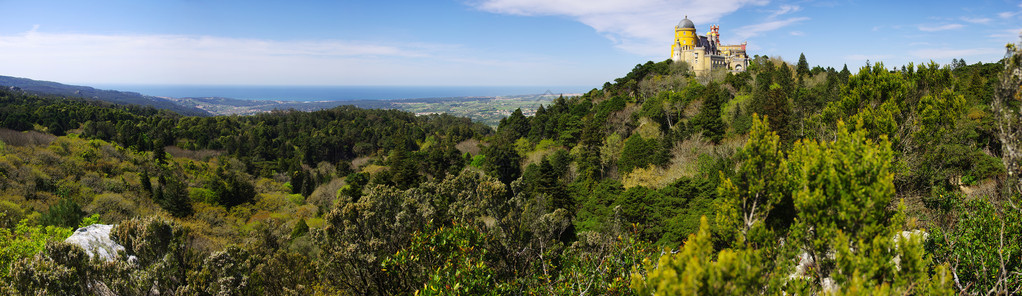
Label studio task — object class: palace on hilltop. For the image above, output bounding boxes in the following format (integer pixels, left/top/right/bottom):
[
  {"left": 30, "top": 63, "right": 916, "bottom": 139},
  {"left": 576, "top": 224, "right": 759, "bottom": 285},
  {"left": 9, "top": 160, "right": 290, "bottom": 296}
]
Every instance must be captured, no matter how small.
[{"left": 670, "top": 16, "right": 749, "bottom": 76}]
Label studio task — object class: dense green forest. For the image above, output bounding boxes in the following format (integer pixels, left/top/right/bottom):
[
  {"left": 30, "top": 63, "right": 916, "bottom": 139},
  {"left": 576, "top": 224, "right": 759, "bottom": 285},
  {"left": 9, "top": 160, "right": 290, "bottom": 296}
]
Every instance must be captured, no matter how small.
[{"left": 1, "top": 43, "right": 1021, "bottom": 295}]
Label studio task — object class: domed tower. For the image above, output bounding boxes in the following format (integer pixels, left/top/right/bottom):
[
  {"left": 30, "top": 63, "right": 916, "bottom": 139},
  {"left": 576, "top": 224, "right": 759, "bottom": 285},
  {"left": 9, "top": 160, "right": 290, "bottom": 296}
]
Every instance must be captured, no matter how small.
[{"left": 671, "top": 16, "right": 697, "bottom": 61}]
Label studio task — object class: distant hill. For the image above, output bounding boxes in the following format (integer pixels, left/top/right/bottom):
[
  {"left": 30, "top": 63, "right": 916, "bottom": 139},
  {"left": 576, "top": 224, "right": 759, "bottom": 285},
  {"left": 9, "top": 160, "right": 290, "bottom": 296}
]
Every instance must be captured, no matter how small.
[{"left": 0, "top": 75, "right": 210, "bottom": 116}]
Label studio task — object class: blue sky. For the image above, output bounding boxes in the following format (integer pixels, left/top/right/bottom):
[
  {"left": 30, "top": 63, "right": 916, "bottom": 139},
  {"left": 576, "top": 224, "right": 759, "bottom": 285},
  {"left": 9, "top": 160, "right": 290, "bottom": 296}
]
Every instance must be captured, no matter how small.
[{"left": 0, "top": 0, "right": 1019, "bottom": 89}]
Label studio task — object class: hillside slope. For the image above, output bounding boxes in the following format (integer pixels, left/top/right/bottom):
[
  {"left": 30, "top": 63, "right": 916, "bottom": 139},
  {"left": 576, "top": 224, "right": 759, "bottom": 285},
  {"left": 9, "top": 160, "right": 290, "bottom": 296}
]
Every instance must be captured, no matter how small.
[{"left": 0, "top": 75, "right": 210, "bottom": 116}]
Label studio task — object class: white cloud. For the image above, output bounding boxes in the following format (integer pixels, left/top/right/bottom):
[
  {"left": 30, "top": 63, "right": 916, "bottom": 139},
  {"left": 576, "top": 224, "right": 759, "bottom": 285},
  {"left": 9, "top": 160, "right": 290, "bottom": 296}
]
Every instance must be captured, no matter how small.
[
  {"left": 918, "top": 23, "right": 964, "bottom": 32},
  {"left": 472, "top": 0, "right": 769, "bottom": 56},
  {"left": 768, "top": 5, "right": 801, "bottom": 19},
  {"left": 987, "top": 28, "right": 1022, "bottom": 40},
  {"left": 731, "top": 17, "right": 810, "bottom": 40},
  {"left": 789, "top": 31, "right": 805, "bottom": 36},
  {"left": 960, "top": 16, "right": 992, "bottom": 24},
  {"left": 999, "top": 11, "right": 1019, "bottom": 19},
  {"left": 0, "top": 29, "right": 588, "bottom": 86},
  {"left": 910, "top": 48, "right": 1002, "bottom": 59}
]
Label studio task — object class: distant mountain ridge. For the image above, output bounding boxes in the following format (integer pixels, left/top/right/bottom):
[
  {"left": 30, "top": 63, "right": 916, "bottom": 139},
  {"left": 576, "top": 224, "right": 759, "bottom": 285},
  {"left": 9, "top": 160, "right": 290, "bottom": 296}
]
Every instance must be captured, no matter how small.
[{"left": 0, "top": 75, "right": 210, "bottom": 116}]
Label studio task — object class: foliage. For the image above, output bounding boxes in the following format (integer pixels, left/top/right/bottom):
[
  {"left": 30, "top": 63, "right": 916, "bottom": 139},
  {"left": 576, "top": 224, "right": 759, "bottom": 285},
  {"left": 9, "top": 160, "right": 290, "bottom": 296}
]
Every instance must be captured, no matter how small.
[
  {"left": 632, "top": 217, "right": 765, "bottom": 295},
  {"left": 0, "top": 200, "right": 24, "bottom": 229},
  {"left": 930, "top": 198, "right": 1022, "bottom": 294},
  {"left": 0, "top": 220, "right": 72, "bottom": 281},
  {"left": 0, "top": 48, "right": 1018, "bottom": 294},
  {"left": 40, "top": 198, "right": 85, "bottom": 228},
  {"left": 9, "top": 241, "right": 93, "bottom": 295},
  {"left": 386, "top": 224, "right": 498, "bottom": 295},
  {"left": 715, "top": 114, "right": 791, "bottom": 247},
  {"left": 993, "top": 40, "right": 1022, "bottom": 199}
]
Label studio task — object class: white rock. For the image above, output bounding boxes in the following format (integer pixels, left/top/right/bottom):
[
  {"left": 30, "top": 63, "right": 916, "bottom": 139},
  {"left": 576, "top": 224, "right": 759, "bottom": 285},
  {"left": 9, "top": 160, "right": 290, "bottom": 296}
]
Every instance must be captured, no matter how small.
[{"left": 64, "top": 224, "right": 125, "bottom": 262}]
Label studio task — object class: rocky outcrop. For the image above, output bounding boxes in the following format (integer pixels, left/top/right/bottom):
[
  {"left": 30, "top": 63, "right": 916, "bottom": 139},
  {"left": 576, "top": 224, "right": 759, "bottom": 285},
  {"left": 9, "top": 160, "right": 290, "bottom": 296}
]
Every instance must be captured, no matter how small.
[{"left": 64, "top": 224, "right": 128, "bottom": 262}]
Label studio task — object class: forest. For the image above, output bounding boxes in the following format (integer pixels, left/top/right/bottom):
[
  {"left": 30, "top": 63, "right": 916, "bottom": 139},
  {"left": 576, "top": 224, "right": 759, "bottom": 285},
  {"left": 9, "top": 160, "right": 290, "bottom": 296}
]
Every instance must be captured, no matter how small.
[{"left": 0, "top": 43, "right": 1021, "bottom": 295}]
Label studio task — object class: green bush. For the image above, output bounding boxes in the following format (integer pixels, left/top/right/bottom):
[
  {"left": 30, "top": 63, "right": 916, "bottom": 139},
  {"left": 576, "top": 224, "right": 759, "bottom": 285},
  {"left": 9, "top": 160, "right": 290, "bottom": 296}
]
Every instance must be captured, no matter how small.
[
  {"left": 188, "top": 187, "right": 216, "bottom": 203},
  {"left": 40, "top": 198, "right": 84, "bottom": 228},
  {"left": 968, "top": 150, "right": 1005, "bottom": 181},
  {"left": 930, "top": 198, "right": 1022, "bottom": 293},
  {"left": 0, "top": 200, "right": 24, "bottom": 229}
]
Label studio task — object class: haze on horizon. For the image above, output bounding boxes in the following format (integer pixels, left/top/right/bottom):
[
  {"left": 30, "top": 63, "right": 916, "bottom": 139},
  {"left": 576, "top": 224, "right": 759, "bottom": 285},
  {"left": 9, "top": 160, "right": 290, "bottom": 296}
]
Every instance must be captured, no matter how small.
[{"left": 0, "top": 0, "right": 1018, "bottom": 88}]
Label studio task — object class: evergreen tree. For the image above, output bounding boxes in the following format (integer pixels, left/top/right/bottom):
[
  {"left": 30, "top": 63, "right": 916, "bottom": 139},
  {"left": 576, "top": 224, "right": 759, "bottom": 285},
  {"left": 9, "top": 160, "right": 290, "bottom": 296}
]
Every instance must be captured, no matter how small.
[
  {"left": 839, "top": 64, "right": 851, "bottom": 83},
  {"left": 140, "top": 169, "right": 152, "bottom": 197},
  {"left": 618, "top": 134, "right": 653, "bottom": 174},
  {"left": 290, "top": 219, "right": 309, "bottom": 239},
  {"left": 483, "top": 134, "right": 521, "bottom": 185},
  {"left": 389, "top": 148, "right": 420, "bottom": 190},
  {"left": 694, "top": 82, "right": 728, "bottom": 143},
  {"left": 153, "top": 139, "right": 166, "bottom": 165},
  {"left": 154, "top": 171, "right": 193, "bottom": 217},
  {"left": 210, "top": 168, "right": 255, "bottom": 208},
  {"left": 40, "top": 198, "right": 85, "bottom": 228},
  {"left": 796, "top": 53, "right": 810, "bottom": 81},
  {"left": 498, "top": 108, "right": 530, "bottom": 140},
  {"left": 536, "top": 159, "right": 571, "bottom": 214},
  {"left": 716, "top": 115, "right": 792, "bottom": 247}
]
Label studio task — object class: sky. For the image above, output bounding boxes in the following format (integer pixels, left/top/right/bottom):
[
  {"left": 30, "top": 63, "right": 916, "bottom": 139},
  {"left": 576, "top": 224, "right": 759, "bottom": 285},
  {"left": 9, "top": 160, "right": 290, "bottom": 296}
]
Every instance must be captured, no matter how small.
[{"left": 0, "top": 0, "right": 1019, "bottom": 89}]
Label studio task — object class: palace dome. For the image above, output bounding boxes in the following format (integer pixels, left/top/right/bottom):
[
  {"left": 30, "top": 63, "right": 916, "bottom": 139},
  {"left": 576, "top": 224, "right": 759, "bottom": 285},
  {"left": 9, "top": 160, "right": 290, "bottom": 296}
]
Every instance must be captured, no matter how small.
[{"left": 677, "top": 17, "right": 695, "bottom": 29}]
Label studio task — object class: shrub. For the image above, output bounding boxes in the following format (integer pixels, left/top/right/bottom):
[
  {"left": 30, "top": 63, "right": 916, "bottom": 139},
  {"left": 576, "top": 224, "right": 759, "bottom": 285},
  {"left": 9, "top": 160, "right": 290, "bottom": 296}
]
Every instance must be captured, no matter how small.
[
  {"left": 0, "top": 200, "right": 24, "bottom": 229},
  {"left": 40, "top": 198, "right": 84, "bottom": 228}
]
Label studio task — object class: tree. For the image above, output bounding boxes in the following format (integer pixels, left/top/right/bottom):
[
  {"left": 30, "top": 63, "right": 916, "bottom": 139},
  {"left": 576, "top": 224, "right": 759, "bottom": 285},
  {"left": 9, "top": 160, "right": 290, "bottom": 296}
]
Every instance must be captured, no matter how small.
[
  {"left": 600, "top": 132, "right": 624, "bottom": 173},
  {"left": 160, "top": 174, "right": 193, "bottom": 217},
  {"left": 633, "top": 120, "right": 953, "bottom": 294},
  {"left": 930, "top": 198, "right": 1022, "bottom": 294},
  {"left": 109, "top": 216, "right": 192, "bottom": 294},
  {"left": 0, "top": 201, "right": 24, "bottom": 229},
  {"left": 536, "top": 159, "right": 571, "bottom": 213},
  {"left": 9, "top": 241, "right": 92, "bottom": 295},
  {"left": 786, "top": 120, "right": 951, "bottom": 293},
  {"left": 618, "top": 134, "right": 653, "bottom": 174},
  {"left": 993, "top": 41, "right": 1022, "bottom": 204},
  {"left": 388, "top": 148, "right": 420, "bottom": 190},
  {"left": 693, "top": 82, "right": 728, "bottom": 143},
  {"left": 139, "top": 169, "right": 152, "bottom": 197},
  {"left": 796, "top": 53, "right": 810, "bottom": 81},
  {"left": 631, "top": 217, "right": 766, "bottom": 295},
  {"left": 39, "top": 198, "right": 84, "bottom": 228},
  {"left": 499, "top": 108, "right": 531, "bottom": 140},
  {"left": 183, "top": 246, "right": 255, "bottom": 295},
  {"left": 317, "top": 185, "right": 407, "bottom": 295},
  {"left": 715, "top": 115, "right": 792, "bottom": 248},
  {"left": 484, "top": 134, "right": 522, "bottom": 185},
  {"left": 290, "top": 219, "right": 309, "bottom": 240}
]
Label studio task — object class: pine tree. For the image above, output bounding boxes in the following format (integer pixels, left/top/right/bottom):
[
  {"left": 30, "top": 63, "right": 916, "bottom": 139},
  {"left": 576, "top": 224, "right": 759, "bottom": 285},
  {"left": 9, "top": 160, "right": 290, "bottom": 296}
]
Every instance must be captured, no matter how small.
[
  {"left": 140, "top": 169, "right": 152, "bottom": 197},
  {"left": 158, "top": 172, "right": 193, "bottom": 217},
  {"left": 483, "top": 134, "right": 521, "bottom": 185},
  {"left": 839, "top": 64, "right": 851, "bottom": 83},
  {"left": 796, "top": 53, "right": 810, "bottom": 80}
]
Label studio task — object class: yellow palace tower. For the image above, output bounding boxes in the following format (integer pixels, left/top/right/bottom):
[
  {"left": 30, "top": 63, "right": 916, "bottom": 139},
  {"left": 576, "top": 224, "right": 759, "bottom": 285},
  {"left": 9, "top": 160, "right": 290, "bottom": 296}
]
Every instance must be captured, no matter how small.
[{"left": 670, "top": 16, "right": 749, "bottom": 76}]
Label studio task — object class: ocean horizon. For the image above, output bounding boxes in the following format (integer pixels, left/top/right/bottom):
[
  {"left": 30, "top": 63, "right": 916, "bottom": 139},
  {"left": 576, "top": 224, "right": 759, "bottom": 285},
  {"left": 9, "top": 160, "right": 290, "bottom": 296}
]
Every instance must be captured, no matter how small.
[{"left": 92, "top": 85, "right": 592, "bottom": 101}]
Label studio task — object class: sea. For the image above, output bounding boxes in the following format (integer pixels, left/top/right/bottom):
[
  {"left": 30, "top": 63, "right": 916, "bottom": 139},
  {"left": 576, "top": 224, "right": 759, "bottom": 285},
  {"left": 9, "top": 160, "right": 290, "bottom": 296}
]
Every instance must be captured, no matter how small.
[{"left": 93, "top": 85, "right": 591, "bottom": 101}]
